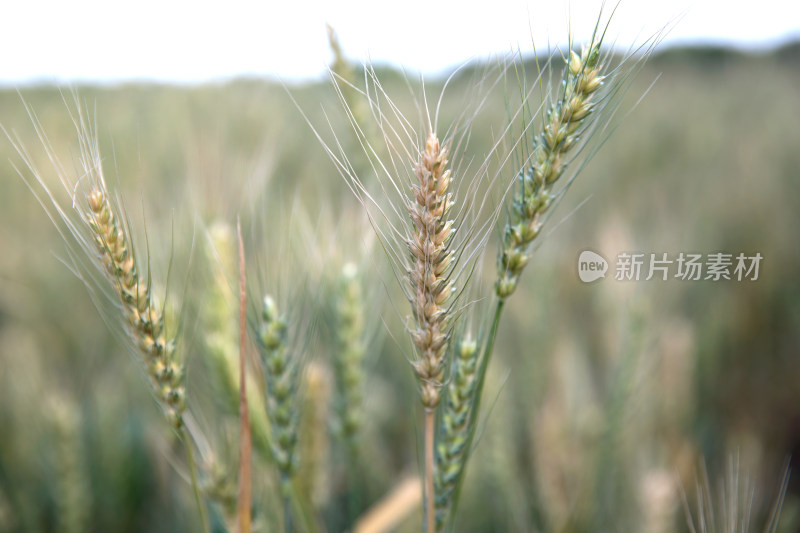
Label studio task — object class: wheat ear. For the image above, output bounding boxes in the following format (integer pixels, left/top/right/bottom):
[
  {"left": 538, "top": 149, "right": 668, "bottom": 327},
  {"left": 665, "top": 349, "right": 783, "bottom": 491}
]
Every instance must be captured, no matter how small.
[
  {"left": 496, "top": 45, "right": 605, "bottom": 298},
  {"left": 434, "top": 336, "right": 477, "bottom": 530},
  {"left": 409, "top": 132, "right": 455, "bottom": 410},
  {"left": 334, "top": 262, "right": 367, "bottom": 444},
  {"left": 441, "top": 40, "right": 619, "bottom": 530},
  {"left": 407, "top": 132, "right": 456, "bottom": 533},
  {"left": 49, "top": 397, "right": 89, "bottom": 533},
  {"left": 85, "top": 187, "right": 187, "bottom": 428}
]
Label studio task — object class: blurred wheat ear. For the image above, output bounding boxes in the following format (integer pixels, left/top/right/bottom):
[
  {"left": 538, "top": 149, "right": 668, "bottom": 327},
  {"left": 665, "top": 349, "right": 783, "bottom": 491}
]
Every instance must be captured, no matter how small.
[
  {"left": 257, "top": 295, "right": 302, "bottom": 530},
  {"left": 201, "top": 221, "right": 272, "bottom": 460}
]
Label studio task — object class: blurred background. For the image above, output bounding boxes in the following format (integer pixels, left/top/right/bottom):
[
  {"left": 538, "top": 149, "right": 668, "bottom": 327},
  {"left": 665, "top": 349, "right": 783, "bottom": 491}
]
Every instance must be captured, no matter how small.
[{"left": 1, "top": 1, "right": 799, "bottom": 532}]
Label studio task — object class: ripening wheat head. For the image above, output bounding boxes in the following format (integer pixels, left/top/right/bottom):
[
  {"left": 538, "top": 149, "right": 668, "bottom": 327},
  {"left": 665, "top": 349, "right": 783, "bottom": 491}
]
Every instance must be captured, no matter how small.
[{"left": 4, "top": 97, "right": 186, "bottom": 428}]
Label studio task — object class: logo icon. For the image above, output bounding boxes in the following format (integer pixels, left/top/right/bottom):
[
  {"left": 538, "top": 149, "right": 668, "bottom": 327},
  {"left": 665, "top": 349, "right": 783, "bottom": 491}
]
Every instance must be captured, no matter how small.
[{"left": 578, "top": 250, "right": 608, "bottom": 283}]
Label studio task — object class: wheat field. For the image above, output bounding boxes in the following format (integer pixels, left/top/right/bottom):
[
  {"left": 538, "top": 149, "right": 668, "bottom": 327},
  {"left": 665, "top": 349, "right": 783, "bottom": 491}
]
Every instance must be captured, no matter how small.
[{"left": 0, "top": 33, "right": 799, "bottom": 533}]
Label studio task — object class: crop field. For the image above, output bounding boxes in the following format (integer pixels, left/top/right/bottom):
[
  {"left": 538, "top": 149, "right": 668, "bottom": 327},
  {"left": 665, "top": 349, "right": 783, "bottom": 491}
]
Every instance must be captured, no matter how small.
[{"left": 0, "top": 36, "right": 799, "bottom": 533}]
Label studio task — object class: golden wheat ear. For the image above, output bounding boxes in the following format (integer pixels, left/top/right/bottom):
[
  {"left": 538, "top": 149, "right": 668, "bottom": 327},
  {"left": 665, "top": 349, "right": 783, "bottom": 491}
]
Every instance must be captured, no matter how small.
[
  {"left": 86, "top": 186, "right": 188, "bottom": 426},
  {"left": 5, "top": 98, "right": 187, "bottom": 429}
]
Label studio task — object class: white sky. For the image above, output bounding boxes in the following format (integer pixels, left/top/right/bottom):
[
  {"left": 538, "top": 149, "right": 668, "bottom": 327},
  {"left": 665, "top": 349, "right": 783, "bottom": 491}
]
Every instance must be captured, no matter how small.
[{"left": 3, "top": 0, "right": 799, "bottom": 85}]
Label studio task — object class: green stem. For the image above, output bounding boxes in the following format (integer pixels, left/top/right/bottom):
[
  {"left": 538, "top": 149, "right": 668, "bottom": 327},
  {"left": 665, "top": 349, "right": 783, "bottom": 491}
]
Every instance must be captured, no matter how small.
[
  {"left": 345, "top": 441, "right": 362, "bottom": 528},
  {"left": 446, "top": 298, "right": 505, "bottom": 529},
  {"left": 288, "top": 479, "right": 320, "bottom": 533},
  {"left": 183, "top": 431, "right": 211, "bottom": 533},
  {"left": 282, "top": 477, "right": 294, "bottom": 533}
]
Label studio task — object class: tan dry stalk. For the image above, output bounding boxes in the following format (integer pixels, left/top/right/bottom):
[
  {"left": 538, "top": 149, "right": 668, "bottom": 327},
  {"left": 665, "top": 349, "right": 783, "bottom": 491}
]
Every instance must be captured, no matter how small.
[
  {"left": 85, "top": 187, "right": 186, "bottom": 428},
  {"left": 353, "top": 476, "right": 422, "bottom": 533},
  {"left": 497, "top": 45, "right": 605, "bottom": 299},
  {"left": 424, "top": 410, "right": 436, "bottom": 533}
]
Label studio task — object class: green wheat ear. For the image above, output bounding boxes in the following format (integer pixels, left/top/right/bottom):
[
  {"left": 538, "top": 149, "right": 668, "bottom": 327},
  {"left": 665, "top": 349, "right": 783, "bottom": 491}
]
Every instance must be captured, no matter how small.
[
  {"left": 497, "top": 44, "right": 606, "bottom": 299},
  {"left": 48, "top": 395, "right": 89, "bottom": 533},
  {"left": 434, "top": 335, "right": 477, "bottom": 530}
]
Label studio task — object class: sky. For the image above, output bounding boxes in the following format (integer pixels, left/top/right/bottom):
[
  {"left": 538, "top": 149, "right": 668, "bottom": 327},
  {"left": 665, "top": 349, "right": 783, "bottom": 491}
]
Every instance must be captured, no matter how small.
[{"left": 3, "top": 0, "right": 800, "bottom": 85}]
